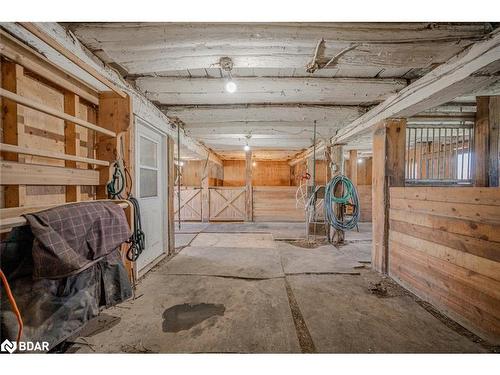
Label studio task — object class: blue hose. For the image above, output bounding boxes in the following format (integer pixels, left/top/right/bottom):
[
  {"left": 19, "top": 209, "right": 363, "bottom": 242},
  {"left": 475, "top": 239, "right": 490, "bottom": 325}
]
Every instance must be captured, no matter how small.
[{"left": 324, "top": 174, "right": 360, "bottom": 231}]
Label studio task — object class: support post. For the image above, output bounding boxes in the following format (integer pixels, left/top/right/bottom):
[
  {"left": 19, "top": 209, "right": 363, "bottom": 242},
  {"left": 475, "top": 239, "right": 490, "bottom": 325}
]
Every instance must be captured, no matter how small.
[
  {"left": 201, "top": 160, "right": 210, "bottom": 222},
  {"left": 348, "top": 149, "right": 358, "bottom": 186},
  {"left": 490, "top": 97, "right": 500, "bottom": 187},
  {"left": 96, "top": 92, "right": 132, "bottom": 199},
  {"left": 167, "top": 137, "right": 175, "bottom": 254},
  {"left": 372, "top": 118, "right": 406, "bottom": 274},
  {"left": 64, "top": 92, "right": 80, "bottom": 202},
  {"left": 1, "top": 62, "right": 25, "bottom": 207},
  {"left": 475, "top": 96, "right": 500, "bottom": 187},
  {"left": 474, "top": 97, "right": 489, "bottom": 187},
  {"left": 245, "top": 150, "right": 253, "bottom": 222},
  {"left": 331, "top": 144, "right": 345, "bottom": 244}
]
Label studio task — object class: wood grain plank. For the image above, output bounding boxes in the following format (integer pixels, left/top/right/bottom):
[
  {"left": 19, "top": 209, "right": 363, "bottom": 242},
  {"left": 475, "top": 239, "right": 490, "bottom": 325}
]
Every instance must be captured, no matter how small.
[
  {"left": 389, "top": 230, "right": 500, "bottom": 282},
  {"left": 1, "top": 160, "right": 99, "bottom": 185}
]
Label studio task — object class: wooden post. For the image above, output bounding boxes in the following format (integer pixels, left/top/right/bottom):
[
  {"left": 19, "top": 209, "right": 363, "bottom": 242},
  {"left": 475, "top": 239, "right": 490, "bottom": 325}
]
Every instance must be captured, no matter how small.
[
  {"left": 474, "top": 97, "right": 489, "bottom": 187},
  {"left": 372, "top": 118, "right": 406, "bottom": 274},
  {"left": 348, "top": 150, "right": 358, "bottom": 186},
  {"left": 245, "top": 150, "right": 253, "bottom": 222},
  {"left": 331, "top": 144, "right": 345, "bottom": 243},
  {"left": 64, "top": 92, "right": 80, "bottom": 202},
  {"left": 167, "top": 137, "right": 175, "bottom": 254},
  {"left": 325, "top": 144, "right": 333, "bottom": 182},
  {"left": 96, "top": 92, "right": 132, "bottom": 199},
  {"left": 201, "top": 160, "right": 210, "bottom": 222},
  {"left": 488, "top": 97, "right": 500, "bottom": 187},
  {"left": 1, "top": 62, "right": 25, "bottom": 207}
]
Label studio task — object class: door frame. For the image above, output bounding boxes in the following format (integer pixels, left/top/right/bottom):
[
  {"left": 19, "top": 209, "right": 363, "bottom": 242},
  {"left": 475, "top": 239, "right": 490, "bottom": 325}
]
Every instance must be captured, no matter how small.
[{"left": 134, "top": 116, "right": 169, "bottom": 277}]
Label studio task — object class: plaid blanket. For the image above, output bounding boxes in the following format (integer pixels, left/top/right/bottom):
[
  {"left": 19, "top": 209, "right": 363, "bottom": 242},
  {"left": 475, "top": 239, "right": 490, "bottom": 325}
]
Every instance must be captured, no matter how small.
[{"left": 24, "top": 201, "right": 131, "bottom": 279}]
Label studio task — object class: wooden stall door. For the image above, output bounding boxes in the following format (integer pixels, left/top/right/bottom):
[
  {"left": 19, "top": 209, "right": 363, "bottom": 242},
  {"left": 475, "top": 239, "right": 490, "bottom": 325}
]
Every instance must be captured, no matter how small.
[
  {"left": 209, "top": 187, "right": 246, "bottom": 221},
  {"left": 174, "top": 187, "right": 202, "bottom": 221}
]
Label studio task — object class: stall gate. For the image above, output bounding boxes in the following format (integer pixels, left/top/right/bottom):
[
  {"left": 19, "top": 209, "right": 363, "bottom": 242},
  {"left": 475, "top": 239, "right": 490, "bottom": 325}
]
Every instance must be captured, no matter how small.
[
  {"left": 209, "top": 187, "right": 246, "bottom": 221},
  {"left": 174, "top": 187, "right": 202, "bottom": 221}
]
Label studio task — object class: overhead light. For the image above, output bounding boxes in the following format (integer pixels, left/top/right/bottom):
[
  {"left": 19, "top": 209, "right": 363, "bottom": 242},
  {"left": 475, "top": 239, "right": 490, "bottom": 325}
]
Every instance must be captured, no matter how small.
[
  {"left": 178, "top": 161, "right": 185, "bottom": 167},
  {"left": 225, "top": 80, "right": 237, "bottom": 93},
  {"left": 357, "top": 158, "right": 363, "bottom": 164},
  {"left": 252, "top": 161, "right": 257, "bottom": 167},
  {"left": 244, "top": 144, "right": 250, "bottom": 152}
]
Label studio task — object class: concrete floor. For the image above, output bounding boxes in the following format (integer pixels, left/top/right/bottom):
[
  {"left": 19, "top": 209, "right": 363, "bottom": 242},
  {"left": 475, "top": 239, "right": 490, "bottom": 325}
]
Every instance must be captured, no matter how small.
[{"left": 68, "top": 222, "right": 487, "bottom": 353}]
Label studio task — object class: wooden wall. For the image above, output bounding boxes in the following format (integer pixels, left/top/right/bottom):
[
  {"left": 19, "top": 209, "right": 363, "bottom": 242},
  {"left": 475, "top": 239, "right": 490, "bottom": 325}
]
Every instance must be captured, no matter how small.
[
  {"left": 181, "top": 160, "right": 223, "bottom": 187},
  {"left": 291, "top": 160, "right": 328, "bottom": 186},
  {"left": 253, "top": 186, "right": 304, "bottom": 222},
  {"left": 223, "top": 160, "right": 291, "bottom": 186},
  {"left": 388, "top": 186, "right": 500, "bottom": 344},
  {"left": 1, "top": 58, "right": 97, "bottom": 208}
]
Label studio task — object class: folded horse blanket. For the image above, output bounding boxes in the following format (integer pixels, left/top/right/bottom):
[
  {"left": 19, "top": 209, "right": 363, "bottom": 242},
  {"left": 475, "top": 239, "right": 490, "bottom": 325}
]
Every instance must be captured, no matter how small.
[{"left": 1, "top": 202, "right": 133, "bottom": 351}]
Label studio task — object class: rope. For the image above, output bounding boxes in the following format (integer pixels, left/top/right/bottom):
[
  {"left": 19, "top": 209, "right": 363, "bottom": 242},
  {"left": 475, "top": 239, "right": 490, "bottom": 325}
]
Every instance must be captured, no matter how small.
[
  {"left": 106, "top": 159, "right": 145, "bottom": 262},
  {"left": 324, "top": 174, "right": 360, "bottom": 231},
  {"left": 0, "top": 269, "right": 23, "bottom": 344},
  {"left": 126, "top": 196, "right": 146, "bottom": 262}
]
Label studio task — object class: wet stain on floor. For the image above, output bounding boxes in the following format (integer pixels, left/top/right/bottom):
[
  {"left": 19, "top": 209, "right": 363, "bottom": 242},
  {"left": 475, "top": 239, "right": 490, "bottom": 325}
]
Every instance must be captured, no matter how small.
[{"left": 162, "top": 303, "right": 225, "bottom": 333}]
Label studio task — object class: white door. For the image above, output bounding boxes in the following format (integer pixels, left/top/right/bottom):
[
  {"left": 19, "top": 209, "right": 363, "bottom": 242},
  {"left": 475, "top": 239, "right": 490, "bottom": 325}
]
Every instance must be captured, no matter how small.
[{"left": 135, "top": 120, "right": 167, "bottom": 272}]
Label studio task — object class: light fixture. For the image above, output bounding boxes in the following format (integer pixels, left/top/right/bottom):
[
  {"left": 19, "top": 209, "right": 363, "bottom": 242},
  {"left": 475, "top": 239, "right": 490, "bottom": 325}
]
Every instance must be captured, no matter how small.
[
  {"left": 357, "top": 158, "right": 363, "bottom": 164},
  {"left": 220, "top": 56, "right": 237, "bottom": 94},
  {"left": 244, "top": 144, "right": 250, "bottom": 152},
  {"left": 178, "top": 161, "right": 184, "bottom": 167},
  {"left": 225, "top": 80, "right": 237, "bottom": 93},
  {"left": 252, "top": 161, "right": 257, "bottom": 167}
]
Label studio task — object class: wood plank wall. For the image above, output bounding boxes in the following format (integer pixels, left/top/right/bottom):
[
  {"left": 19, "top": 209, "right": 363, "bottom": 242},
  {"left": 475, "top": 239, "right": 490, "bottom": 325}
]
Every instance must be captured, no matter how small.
[
  {"left": 181, "top": 160, "right": 223, "bottom": 187},
  {"left": 1, "top": 61, "right": 97, "bottom": 207},
  {"left": 291, "top": 160, "right": 328, "bottom": 186},
  {"left": 223, "top": 160, "right": 291, "bottom": 186},
  {"left": 388, "top": 186, "right": 500, "bottom": 344},
  {"left": 253, "top": 186, "right": 304, "bottom": 222}
]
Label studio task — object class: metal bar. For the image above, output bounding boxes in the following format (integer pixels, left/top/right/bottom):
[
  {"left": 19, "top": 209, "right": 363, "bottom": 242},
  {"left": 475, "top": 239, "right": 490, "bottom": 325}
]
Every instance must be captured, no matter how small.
[
  {"left": 177, "top": 124, "right": 181, "bottom": 230},
  {"left": 431, "top": 128, "right": 435, "bottom": 179},
  {"left": 419, "top": 128, "right": 423, "bottom": 180},
  {"left": 437, "top": 128, "right": 441, "bottom": 179},
  {"left": 461, "top": 128, "right": 465, "bottom": 180},
  {"left": 413, "top": 127, "right": 417, "bottom": 179}
]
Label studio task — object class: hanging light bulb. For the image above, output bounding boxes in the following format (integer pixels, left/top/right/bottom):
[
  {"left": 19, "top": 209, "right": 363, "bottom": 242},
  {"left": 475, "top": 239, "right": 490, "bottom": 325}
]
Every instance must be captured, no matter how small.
[
  {"left": 357, "top": 158, "right": 363, "bottom": 164},
  {"left": 252, "top": 161, "right": 257, "bottom": 167},
  {"left": 225, "top": 80, "right": 237, "bottom": 93},
  {"left": 244, "top": 144, "right": 250, "bottom": 152}
]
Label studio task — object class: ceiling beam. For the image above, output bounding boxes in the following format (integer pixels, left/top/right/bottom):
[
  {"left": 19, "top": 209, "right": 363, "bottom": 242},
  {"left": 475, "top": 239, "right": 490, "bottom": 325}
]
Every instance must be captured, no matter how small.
[
  {"left": 332, "top": 29, "right": 500, "bottom": 144},
  {"left": 1, "top": 22, "right": 220, "bottom": 163},
  {"left": 67, "top": 23, "right": 491, "bottom": 74},
  {"left": 163, "top": 104, "right": 365, "bottom": 123},
  {"left": 137, "top": 77, "right": 406, "bottom": 105}
]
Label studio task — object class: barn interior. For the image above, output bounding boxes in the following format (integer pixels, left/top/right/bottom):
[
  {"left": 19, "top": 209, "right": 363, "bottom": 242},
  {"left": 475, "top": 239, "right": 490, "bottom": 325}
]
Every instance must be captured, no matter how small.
[{"left": 0, "top": 21, "right": 499, "bottom": 355}]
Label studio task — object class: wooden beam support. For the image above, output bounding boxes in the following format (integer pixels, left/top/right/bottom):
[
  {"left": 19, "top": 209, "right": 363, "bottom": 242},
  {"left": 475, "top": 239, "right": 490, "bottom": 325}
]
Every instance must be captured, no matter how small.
[
  {"left": 201, "top": 161, "right": 210, "bottom": 222},
  {"left": 96, "top": 93, "right": 133, "bottom": 199},
  {"left": 474, "top": 96, "right": 500, "bottom": 187},
  {"left": 0, "top": 29, "right": 99, "bottom": 105},
  {"left": 1, "top": 61, "right": 25, "bottom": 207},
  {"left": 333, "top": 30, "right": 500, "bottom": 144},
  {"left": 489, "top": 97, "right": 500, "bottom": 187},
  {"left": 348, "top": 150, "right": 358, "bottom": 186},
  {"left": 19, "top": 22, "right": 127, "bottom": 98},
  {"left": 372, "top": 119, "right": 406, "bottom": 274},
  {"left": 167, "top": 137, "right": 175, "bottom": 254},
  {"left": 0, "top": 88, "right": 116, "bottom": 137},
  {"left": 245, "top": 150, "right": 253, "bottom": 222},
  {"left": 64, "top": 92, "right": 80, "bottom": 202}
]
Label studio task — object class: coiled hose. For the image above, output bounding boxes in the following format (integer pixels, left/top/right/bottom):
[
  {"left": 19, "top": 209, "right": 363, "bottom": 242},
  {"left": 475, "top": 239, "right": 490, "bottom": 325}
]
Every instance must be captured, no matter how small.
[{"left": 324, "top": 174, "right": 360, "bottom": 231}]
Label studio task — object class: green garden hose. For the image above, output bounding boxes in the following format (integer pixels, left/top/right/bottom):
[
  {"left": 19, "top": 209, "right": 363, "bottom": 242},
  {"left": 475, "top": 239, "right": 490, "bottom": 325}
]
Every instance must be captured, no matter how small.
[{"left": 324, "top": 174, "right": 360, "bottom": 231}]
